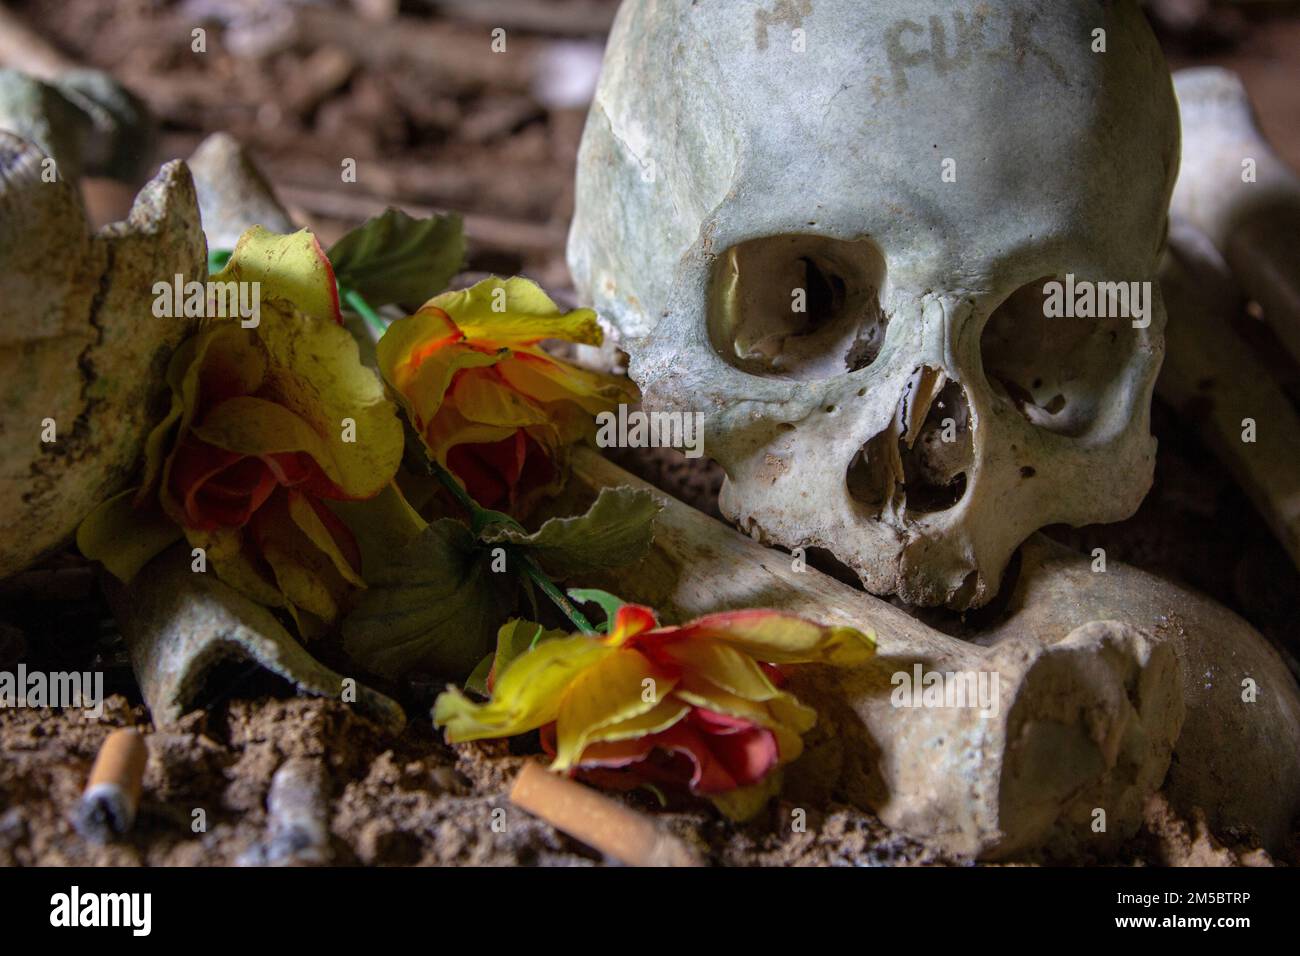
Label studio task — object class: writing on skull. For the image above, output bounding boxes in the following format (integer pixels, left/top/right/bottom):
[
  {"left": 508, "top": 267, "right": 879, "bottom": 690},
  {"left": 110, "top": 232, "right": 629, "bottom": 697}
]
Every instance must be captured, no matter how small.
[
  {"left": 708, "top": 234, "right": 888, "bottom": 379},
  {"left": 980, "top": 276, "right": 1139, "bottom": 438}
]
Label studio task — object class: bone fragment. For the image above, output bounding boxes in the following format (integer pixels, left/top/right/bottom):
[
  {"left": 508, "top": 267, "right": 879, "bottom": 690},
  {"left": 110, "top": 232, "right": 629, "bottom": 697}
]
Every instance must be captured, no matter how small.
[
  {"left": 187, "top": 132, "right": 296, "bottom": 252},
  {"left": 107, "top": 546, "right": 405, "bottom": 733},
  {"left": 1173, "top": 67, "right": 1300, "bottom": 367},
  {"left": 1159, "top": 217, "right": 1300, "bottom": 572},
  {"left": 0, "top": 138, "right": 203, "bottom": 577}
]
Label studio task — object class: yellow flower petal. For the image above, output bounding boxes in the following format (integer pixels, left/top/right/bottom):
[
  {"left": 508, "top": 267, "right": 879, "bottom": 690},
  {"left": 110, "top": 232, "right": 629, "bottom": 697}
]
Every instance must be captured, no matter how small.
[
  {"left": 145, "top": 326, "right": 262, "bottom": 514},
  {"left": 672, "top": 674, "right": 812, "bottom": 767},
  {"left": 709, "top": 772, "right": 784, "bottom": 822},
  {"left": 430, "top": 277, "right": 602, "bottom": 347},
  {"left": 77, "top": 488, "right": 183, "bottom": 582},
  {"left": 497, "top": 349, "right": 638, "bottom": 412},
  {"left": 286, "top": 490, "right": 365, "bottom": 588},
  {"left": 552, "top": 648, "right": 673, "bottom": 771},
  {"left": 583, "top": 695, "right": 690, "bottom": 748},
  {"left": 449, "top": 369, "right": 553, "bottom": 430},
  {"left": 400, "top": 344, "right": 501, "bottom": 432},
  {"left": 434, "top": 635, "right": 612, "bottom": 742},
  {"left": 210, "top": 226, "right": 341, "bottom": 325},
  {"left": 191, "top": 395, "right": 332, "bottom": 465},
  {"left": 660, "top": 639, "right": 781, "bottom": 702},
  {"left": 255, "top": 314, "right": 404, "bottom": 500}
]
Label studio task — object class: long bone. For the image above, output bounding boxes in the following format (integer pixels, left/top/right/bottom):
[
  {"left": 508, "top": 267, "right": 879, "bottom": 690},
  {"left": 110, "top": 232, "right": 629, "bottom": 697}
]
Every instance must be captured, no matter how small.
[
  {"left": 566, "top": 447, "right": 1300, "bottom": 858},
  {"left": 1158, "top": 217, "right": 1300, "bottom": 573},
  {"left": 1173, "top": 67, "right": 1300, "bottom": 367},
  {"left": 566, "top": 450, "right": 1180, "bottom": 859}
]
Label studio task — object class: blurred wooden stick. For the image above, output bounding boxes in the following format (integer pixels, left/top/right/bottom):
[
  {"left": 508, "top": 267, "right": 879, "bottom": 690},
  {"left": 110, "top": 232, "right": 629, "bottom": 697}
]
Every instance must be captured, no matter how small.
[
  {"left": 422, "top": 0, "right": 616, "bottom": 36},
  {"left": 274, "top": 182, "right": 566, "bottom": 259},
  {"left": 0, "top": 3, "right": 76, "bottom": 80}
]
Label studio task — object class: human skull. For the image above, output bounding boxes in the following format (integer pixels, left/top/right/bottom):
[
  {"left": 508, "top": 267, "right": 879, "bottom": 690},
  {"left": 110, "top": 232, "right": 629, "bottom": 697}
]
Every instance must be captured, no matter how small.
[{"left": 569, "top": 0, "right": 1179, "bottom": 608}]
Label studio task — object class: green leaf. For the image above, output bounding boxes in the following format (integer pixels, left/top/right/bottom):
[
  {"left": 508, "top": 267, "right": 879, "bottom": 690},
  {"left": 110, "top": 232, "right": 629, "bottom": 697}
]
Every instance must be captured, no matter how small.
[
  {"left": 341, "top": 518, "right": 503, "bottom": 680},
  {"left": 479, "top": 486, "right": 660, "bottom": 579},
  {"left": 464, "top": 652, "right": 494, "bottom": 697},
  {"left": 566, "top": 588, "right": 628, "bottom": 633},
  {"left": 327, "top": 208, "right": 465, "bottom": 309}
]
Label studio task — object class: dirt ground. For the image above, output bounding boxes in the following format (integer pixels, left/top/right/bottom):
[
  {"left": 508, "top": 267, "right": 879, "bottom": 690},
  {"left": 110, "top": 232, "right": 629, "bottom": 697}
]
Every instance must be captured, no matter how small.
[{"left": 2, "top": 0, "right": 1299, "bottom": 865}]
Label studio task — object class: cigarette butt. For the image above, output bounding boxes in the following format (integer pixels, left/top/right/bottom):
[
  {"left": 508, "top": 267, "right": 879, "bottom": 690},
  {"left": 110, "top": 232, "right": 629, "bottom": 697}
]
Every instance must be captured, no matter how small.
[
  {"left": 509, "top": 760, "right": 702, "bottom": 867},
  {"left": 265, "top": 757, "right": 331, "bottom": 865},
  {"left": 74, "top": 728, "right": 147, "bottom": 843}
]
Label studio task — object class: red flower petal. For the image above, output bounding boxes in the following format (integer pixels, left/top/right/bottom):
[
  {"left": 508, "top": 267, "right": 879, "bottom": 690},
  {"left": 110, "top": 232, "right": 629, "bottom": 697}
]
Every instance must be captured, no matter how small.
[
  {"left": 446, "top": 429, "right": 557, "bottom": 512},
  {"left": 170, "top": 435, "right": 277, "bottom": 530},
  {"left": 546, "top": 705, "right": 780, "bottom": 798}
]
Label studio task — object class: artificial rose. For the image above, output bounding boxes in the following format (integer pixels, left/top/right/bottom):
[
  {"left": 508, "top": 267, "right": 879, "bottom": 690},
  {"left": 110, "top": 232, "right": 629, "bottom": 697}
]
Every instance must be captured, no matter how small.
[
  {"left": 434, "top": 605, "right": 875, "bottom": 820},
  {"left": 79, "top": 228, "right": 405, "bottom": 634},
  {"left": 377, "top": 276, "right": 637, "bottom": 514}
]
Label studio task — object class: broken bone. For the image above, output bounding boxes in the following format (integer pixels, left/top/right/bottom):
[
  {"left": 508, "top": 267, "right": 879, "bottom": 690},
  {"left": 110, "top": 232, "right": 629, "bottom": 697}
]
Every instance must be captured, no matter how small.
[
  {"left": 568, "top": 447, "right": 1300, "bottom": 858},
  {"left": 1173, "top": 67, "right": 1300, "bottom": 368},
  {"left": 187, "top": 132, "right": 296, "bottom": 252},
  {"left": 0, "top": 65, "right": 156, "bottom": 184},
  {"left": 995, "top": 533, "right": 1300, "bottom": 854},
  {"left": 107, "top": 546, "right": 404, "bottom": 734},
  {"left": 0, "top": 133, "right": 203, "bottom": 578}
]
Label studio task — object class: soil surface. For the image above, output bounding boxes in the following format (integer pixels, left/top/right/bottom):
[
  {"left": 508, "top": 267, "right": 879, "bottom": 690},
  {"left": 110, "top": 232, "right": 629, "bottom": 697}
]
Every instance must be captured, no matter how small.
[
  {"left": 2, "top": 0, "right": 1299, "bottom": 866},
  {"left": 0, "top": 694, "right": 1279, "bottom": 867}
]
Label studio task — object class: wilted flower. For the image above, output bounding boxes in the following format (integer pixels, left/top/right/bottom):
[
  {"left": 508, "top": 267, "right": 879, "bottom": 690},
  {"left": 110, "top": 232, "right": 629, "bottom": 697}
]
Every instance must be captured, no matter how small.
[
  {"left": 434, "top": 604, "right": 874, "bottom": 819},
  {"left": 377, "top": 277, "right": 637, "bottom": 514}
]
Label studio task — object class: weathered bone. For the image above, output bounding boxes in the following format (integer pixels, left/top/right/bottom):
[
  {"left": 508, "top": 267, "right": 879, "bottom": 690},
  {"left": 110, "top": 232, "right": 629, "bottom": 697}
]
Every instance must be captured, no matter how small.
[
  {"left": 188, "top": 132, "right": 296, "bottom": 251},
  {"left": 107, "top": 546, "right": 404, "bottom": 733},
  {"left": 1158, "top": 217, "right": 1300, "bottom": 573},
  {"left": 0, "top": 131, "right": 203, "bottom": 578},
  {"left": 1173, "top": 67, "right": 1300, "bottom": 368},
  {"left": 569, "top": 447, "right": 1300, "bottom": 858}
]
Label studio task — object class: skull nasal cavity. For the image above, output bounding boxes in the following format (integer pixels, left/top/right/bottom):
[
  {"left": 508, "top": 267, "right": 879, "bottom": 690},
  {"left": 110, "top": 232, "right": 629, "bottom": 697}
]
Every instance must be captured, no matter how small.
[
  {"left": 709, "top": 234, "right": 887, "bottom": 381},
  {"left": 846, "top": 369, "right": 973, "bottom": 517}
]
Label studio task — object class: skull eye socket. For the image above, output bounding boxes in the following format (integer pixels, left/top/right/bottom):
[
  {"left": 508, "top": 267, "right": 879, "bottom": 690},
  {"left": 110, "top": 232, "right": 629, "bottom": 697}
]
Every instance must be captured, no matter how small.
[
  {"left": 980, "top": 276, "right": 1144, "bottom": 438},
  {"left": 709, "top": 234, "right": 887, "bottom": 380}
]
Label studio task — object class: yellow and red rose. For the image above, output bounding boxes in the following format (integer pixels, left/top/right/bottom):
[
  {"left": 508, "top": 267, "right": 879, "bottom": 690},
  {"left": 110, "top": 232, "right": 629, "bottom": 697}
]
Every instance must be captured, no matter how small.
[
  {"left": 79, "top": 228, "right": 405, "bottom": 634},
  {"left": 377, "top": 277, "right": 637, "bottom": 515},
  {"left": 434, "top": 605, "right": 874, "bottom": 819}
]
